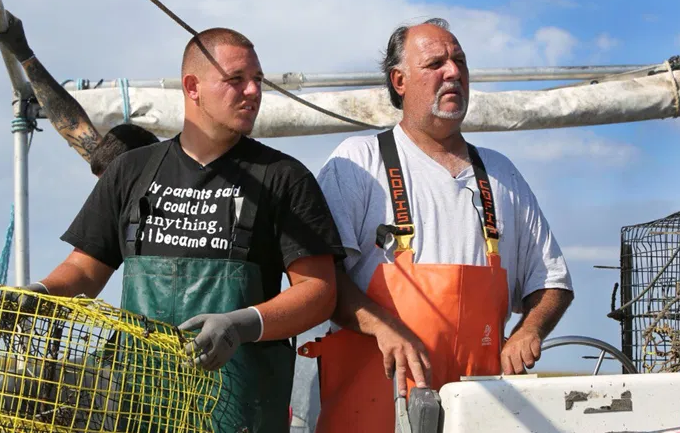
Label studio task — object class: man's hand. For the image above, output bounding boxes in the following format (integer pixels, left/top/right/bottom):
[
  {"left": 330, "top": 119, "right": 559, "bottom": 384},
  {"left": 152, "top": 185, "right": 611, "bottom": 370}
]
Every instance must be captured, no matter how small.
[
  {"left": 0, "top": 282, "right": 48, "bottom": 312},
  {"left": 331, "top": 268, "right": 431, "bottom": 396},
  {"left": 178, "top": 308, "right": 262, "bottom": 371},
  {"left": 501, "top": 288, "right": 574, "bottom": 375},
  {"left": 0, "top": 11, "right": 34, "bottom": 62},
  {"left": 373, "top": 316, "right": 431, "bottom": 396},
  {"left": 19, "top": 282, "right": 48, "bottom": 295},
  {"left": 500, "top": 327, "right": 542, "bottom": 375}
]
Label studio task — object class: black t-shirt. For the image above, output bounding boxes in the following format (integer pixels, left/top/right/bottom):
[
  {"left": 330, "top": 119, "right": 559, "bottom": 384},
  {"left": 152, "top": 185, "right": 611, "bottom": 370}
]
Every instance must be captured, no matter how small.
[{"left": 61, "top": 135, "right": 346, "bottom": 301}]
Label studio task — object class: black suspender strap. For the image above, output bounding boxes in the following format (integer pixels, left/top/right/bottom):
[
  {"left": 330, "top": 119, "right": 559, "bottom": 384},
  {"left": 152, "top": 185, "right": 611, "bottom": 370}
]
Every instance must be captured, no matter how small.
[
  {"left": 375, "top": 129, "right": 500, "bottom": 256},
  {"left": 467, "top": 144, "right": 500, "bottom": 254},
  {"left": 227, "top": 152, "right": 271, "bottom": 262},
  {"left": 378, "top": 130, "right": 413, "bottom": 226},
  {"left": 125, "top": 141, "right": 172, "bottom": 256},
  {"left": 376, "top": 130, "right": 414, "bottom": 252}
]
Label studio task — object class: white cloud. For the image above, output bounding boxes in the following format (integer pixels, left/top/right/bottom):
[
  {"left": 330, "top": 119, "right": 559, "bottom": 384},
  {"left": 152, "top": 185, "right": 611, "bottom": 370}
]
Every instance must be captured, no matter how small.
[
  {"left": 519, "top": 137, "right": 636, "bottom": 164},
  {"left": 562, "top": 246, "right": 620, "bottom": 263},
  {"left": 595, "top": 33, "right": 619, "bottom": 52},
  {"left": 534, "top": 27, "right": 578, "bottom": 66},
  {"left": 472, "top": 129, "right": 639, "bottom": 166},
  {"left": 3, "top": 1, "right": 581, "bottom": 88},
  {"left": 167, "top": 0, "right": 578, "bottom": 70},
  {"left": 642, "top": 14, "right": 659, "bottom": 23}
]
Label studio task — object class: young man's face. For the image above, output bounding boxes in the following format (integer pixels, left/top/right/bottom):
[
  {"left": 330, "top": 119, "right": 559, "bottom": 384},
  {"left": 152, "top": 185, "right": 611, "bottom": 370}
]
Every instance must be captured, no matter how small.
[{"left": 198, "top": 44, "right": 264, "bottom": 135}]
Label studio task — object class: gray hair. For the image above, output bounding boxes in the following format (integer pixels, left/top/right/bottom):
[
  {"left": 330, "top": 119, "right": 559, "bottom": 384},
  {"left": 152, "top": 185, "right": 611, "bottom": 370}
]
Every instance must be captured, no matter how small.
[{"left": 381, "top": 18, "right": 451, "bottom": 109}]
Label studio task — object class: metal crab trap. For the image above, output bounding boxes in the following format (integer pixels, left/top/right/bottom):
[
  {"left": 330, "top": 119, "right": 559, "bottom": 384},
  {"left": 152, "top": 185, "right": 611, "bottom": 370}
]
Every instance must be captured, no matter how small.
[
  {"left": 608, "top": 211, "right": 680, "bottom": 374},
  {"left": 0, "top": 286, "right": 221, "bottom": 432}
]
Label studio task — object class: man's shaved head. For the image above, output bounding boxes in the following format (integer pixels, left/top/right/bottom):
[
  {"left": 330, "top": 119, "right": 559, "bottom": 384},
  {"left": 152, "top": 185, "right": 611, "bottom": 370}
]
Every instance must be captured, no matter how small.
[{"left": 181, "top": 27, "right": 254, "bottom": 76}]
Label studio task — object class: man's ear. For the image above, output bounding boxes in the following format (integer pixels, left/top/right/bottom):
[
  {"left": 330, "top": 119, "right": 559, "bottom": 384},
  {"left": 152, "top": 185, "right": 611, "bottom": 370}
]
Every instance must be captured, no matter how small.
[
  {"left": 391, "top": 67, "right": 407, "bottom": 99},
  {"left": 182, "top": 74, "right": 200, "bottom": 102}
]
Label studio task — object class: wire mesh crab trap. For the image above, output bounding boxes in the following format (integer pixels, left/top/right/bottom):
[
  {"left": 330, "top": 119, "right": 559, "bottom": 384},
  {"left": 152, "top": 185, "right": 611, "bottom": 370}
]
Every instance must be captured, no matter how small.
[
  {"left": 0, "top": 286, "right": 221, "bottom": 432},
  {"left": 608, "top": 211, "right": 680, "bottom": 374}
]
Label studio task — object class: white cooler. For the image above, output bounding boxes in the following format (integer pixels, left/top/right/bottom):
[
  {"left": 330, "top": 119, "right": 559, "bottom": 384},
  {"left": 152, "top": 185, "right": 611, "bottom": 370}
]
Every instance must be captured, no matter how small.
[{"left": 439, "top": 372, "right": 680, "bottom": 432}]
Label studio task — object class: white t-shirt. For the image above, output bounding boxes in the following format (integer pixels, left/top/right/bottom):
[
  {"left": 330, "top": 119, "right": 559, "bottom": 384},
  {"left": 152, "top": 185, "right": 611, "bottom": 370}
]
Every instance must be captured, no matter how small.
[{"left": 317, "top": 124, "right": 572, "bottom": 320}]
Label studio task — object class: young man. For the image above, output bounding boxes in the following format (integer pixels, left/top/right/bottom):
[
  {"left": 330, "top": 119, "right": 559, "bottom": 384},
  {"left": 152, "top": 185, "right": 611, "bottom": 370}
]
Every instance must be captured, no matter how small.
[{"left": 16, "top": 27, "right": 345, "bottom": 432}]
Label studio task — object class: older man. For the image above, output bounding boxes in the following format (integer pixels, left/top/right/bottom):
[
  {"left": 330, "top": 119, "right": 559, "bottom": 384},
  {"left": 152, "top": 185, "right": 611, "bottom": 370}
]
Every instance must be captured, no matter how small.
[{"left": 302, "top": 18, "right": 574, "bottom": 432}]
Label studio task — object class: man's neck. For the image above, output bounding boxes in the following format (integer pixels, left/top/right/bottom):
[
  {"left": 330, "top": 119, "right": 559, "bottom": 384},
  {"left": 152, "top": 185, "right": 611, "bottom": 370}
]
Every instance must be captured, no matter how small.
[
  {"left": 399, "top": 119, "right": 470, "bottom": 177},
  {"left": 180, "top": 119, "right": 242, "bottom": 166},
  {"left": 400, "top": 118, "right": 467, "bottom": 154}
]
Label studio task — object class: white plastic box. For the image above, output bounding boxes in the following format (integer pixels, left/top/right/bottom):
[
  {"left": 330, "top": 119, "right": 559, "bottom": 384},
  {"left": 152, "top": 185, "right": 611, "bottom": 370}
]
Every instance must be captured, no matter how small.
[{"left": 439, "top": 373, "right": 680, "bottom": 432}]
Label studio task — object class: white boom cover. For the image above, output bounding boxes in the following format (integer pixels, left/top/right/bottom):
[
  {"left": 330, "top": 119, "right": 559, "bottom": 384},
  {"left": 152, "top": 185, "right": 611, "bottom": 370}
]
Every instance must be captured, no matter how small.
[{"left": 67, "top": 71, "right": 680, "bottom": 140}]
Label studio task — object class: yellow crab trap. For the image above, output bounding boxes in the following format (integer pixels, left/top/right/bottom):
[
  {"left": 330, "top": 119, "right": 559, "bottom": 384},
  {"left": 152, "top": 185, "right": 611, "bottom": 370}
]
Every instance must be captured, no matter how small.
[{"left": 0, "top": 286, "right": 221, "bottom": 432}]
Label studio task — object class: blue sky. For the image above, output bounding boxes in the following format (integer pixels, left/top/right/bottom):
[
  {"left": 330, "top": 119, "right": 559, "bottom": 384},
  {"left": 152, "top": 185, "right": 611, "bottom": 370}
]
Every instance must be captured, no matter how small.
[{"left": 0, "top": 0, "right": 679, "bottom": 380}]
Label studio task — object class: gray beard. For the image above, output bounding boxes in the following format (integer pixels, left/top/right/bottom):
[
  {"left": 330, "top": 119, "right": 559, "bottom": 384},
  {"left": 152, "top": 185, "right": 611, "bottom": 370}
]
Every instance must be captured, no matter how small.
[
  {"left": 431, "top": 83, "right": 467, "bottom": 120},
  {"left": 431, "top": 95, "right": 467, "bottom": 120}
]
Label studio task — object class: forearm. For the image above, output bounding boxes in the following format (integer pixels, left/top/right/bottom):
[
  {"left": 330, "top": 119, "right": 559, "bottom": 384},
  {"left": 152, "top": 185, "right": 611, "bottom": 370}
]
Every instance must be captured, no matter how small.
[
  {"left": 256, "top": 277, "right": 336, "bottom": 341},
  {"left": 40, "top": 255, "right": 112, "bottom": 299},
  {"left": 20, "top": 57, "right": 101, "bottom": 159},
  {"left": 511, "top": 288, "right": 574, "bottom": 339},
  {"left": 331, "top": 269, "right": 394, "bottom": 336}
]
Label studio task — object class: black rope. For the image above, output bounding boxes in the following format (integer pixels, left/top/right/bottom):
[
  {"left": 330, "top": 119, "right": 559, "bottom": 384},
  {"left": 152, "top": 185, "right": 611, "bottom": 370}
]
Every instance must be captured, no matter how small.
[
  {"left": 147, "top": 0, "right": 384, "bottom": 130},
  {"left": 609, "top": 282, "right": 620, "bottom": 318}
]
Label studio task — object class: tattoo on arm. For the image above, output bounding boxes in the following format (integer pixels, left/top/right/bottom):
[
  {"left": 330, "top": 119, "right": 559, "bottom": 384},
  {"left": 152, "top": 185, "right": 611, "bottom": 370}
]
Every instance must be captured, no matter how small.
[
  {"left": 22, "top": 58, "right": 102, "bottom": 159},
  {"left": 64, "top": 125, "right": 101, "bottom": 156}
]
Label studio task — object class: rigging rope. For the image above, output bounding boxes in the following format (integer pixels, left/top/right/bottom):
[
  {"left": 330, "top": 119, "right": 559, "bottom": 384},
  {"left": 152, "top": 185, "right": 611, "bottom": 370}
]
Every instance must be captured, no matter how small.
[
  {"left": 0, "top": 204, "right": 13, "bottom": 286},
  {"left": 117, "top": 78, "right": 131, "bottom": 123},
  {"left": 147, "top": 0, "right": 385, "bottom": 130}
]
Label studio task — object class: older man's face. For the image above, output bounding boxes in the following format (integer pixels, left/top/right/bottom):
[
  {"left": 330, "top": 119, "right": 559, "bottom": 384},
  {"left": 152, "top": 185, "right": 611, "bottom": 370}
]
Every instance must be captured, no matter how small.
[{"left": 399, "top": 24, "right": 470, "bottom": 124}]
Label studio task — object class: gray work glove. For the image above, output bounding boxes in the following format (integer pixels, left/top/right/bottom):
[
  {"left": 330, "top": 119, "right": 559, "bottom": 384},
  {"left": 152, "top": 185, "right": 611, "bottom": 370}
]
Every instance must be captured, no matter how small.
[
  {"left": 16, "top": 282, "right": 48, "bottom": 312},
  {"left": 178, "top": 307, "right": 262, "bottom": 371},
  {"left": 21, "top": 283, "right": 48, "bottom": 294},
  {"left": 0, "top": 282, "right": 47, "bottom": 319},
  {"left": 0, "top": 11, "right": 34, "bottom": 62}
]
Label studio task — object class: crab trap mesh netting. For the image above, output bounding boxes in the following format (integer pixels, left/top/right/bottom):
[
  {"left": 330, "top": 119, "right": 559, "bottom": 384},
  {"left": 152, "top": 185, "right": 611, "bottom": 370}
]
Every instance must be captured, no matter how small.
[{"left": 0, "top": 286, "right": 221, "bottom": 432}]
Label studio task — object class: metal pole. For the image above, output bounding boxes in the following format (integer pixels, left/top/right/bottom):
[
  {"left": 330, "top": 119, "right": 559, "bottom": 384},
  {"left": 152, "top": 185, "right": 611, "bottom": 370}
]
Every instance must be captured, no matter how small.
[
  {"left": 12, "top": 112, "right": 29, "bottom": 286},
  {"left": 592, "top": 350, "right": 607, "bottom": 375},
  {"left": 620, "top": 243, "right": 634, "bottom": 373},
  {"left": 59, "top": 63, "right": 656, "bottom": 92},
  {"left": 0, "top": 2, "right": 32, "bottom": 286}
]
